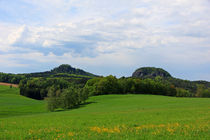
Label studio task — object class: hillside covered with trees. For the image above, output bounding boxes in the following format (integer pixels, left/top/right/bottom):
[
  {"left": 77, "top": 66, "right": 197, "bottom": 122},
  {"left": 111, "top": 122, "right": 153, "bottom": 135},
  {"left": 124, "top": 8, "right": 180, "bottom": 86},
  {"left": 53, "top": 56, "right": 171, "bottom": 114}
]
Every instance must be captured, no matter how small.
[
  {"left": 1, "top": 65, "right": 210, "bottom": 111},
  {"left": 132, "top": 67, "right": 210, "bottom": 96},
  {"left": 0, "top": 64, "right": 97, "bottom": 85},
  {"left": 24, "top": 64, "right": 97, "bottom": 78}
]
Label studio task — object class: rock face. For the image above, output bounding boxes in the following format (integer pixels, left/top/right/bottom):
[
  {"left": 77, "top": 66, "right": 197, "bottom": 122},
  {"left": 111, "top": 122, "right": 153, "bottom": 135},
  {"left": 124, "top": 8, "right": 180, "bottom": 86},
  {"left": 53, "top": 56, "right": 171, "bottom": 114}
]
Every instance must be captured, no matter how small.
[{"left": 132, "top": 67, "right": 172, "bottom": 79}]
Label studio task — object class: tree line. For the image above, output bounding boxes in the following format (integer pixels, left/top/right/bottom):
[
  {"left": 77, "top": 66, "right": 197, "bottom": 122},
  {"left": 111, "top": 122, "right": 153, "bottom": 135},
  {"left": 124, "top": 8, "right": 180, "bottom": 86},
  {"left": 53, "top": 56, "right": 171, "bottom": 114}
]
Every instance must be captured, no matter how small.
[
  {"left": 84, "top": 76, "right": 177, "bottom": 96},
  {"left": 15, "top": 75, "right": 210, "bottom": 111},
  {"left": 0, "top": 73, "right": 25, "bottom": 84},
  {"left": 19, "top": 78, "right": 88, "bottom": 111}
]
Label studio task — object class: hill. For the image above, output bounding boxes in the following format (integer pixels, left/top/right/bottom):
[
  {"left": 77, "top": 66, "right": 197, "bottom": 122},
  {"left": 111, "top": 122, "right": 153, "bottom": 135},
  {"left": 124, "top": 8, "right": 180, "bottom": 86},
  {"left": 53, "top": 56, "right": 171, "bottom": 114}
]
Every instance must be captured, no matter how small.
[
  {"left": 132, "top": 67, "right": 172, "bottom": 79},
  {"left": 0, "top": 85, "right": 46, "bottom": 118},
  {"left": 0, "top": 64, "right": 98, "bottom": 85},
  {"left": 23, "top": 64, "right": 97, "bottom": 78},
  {"left": 0, "top": 85, "right": 209, "bottom": 139},
  {"left": 132, "top": 67, "right": 210, "bottom": 93}
]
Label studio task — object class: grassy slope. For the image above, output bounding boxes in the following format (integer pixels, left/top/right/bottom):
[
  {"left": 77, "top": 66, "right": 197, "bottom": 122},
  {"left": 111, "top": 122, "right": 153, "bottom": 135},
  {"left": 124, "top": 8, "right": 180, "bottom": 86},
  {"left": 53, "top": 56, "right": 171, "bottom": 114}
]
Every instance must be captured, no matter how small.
[
  {"left": 0, "top": 85, "right": 46, "bottom": 118},
  {"left": 0, "top": 86, "right": 210, "bottom": 140}
]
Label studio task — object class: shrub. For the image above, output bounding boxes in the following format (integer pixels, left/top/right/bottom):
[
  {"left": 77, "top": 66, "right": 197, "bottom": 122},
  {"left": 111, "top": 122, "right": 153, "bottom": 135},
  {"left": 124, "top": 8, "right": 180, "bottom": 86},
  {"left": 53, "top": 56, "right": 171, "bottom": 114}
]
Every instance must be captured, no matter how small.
[
  {"left": 46, "top": 85, "right": 89, "bottom": 111},
  {"left": 201, "top": 89, "right": 210, "bottom": 97},
  {"left": 176, "top": 88, "right": 193, "bottom": 97},
  {"left": 196, "top": 85, "right": 210, "bottom": 97}
]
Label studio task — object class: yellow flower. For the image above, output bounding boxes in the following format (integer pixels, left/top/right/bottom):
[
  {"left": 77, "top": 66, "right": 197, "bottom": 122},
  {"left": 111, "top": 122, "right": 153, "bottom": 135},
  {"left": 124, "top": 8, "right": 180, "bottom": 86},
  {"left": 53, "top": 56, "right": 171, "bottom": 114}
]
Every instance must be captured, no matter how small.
[
  {"left": 113, "top": 127, "right": 120, "bottom": 133},
  {"left": 135, "top": 126, "right": 142, "bottom": 130},
  {"left": 184, "top": 124, "right": 190, "bottom": 129},
  {"left": 68, "top": 132, "right": 74, "bottom": 136},
  {"left": 167, "top": 128, "right": 174, "bottom": 133},
  {"left": 158, "top": 124, "right": 165, "bottom": 128},
  {"left": 90, "top": 126, "right": 102, "bottom": 133},
  {"left": 102, "top": 128, "right": 109, "bottom": 133}
]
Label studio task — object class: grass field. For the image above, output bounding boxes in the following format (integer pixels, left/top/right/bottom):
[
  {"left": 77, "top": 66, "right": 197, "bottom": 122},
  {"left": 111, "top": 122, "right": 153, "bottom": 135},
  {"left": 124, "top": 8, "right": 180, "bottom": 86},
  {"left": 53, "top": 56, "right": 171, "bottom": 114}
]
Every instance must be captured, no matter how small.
[
  {"left": 0, "top": 85, "right": 210, "bottom": 140},
  {"left": 0, "top": 85, "right": 46, "bottom": 118}
]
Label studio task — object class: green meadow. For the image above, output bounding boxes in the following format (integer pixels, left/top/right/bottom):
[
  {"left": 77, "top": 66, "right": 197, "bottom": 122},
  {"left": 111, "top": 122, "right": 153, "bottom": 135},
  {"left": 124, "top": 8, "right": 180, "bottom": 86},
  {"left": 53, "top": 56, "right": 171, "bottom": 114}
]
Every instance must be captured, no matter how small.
[
  {"left": 0, "top": 85, "right": 46, "bottom": 118},
  {"left": 0, "top": 85, "right": 209, "bottom": 140}
]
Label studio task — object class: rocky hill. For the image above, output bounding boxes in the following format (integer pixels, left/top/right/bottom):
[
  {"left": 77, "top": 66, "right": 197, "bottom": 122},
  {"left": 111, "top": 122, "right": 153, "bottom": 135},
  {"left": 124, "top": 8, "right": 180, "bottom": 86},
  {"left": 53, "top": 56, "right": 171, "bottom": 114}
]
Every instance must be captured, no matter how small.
[
  {"left": 51, "top": 64, "right": 96, "bottom": 77},
  {"left": 131, "top": 67, "right": 210, "bottom": 93},
  {"left": 132, "top": 67, "right": 172, "bottom": 79},
  {"left": 24, "top": 64, "right": 97, "bottom": 78},
  {"left": 0, "top": 64, "right": 97, "bottom": 85}
]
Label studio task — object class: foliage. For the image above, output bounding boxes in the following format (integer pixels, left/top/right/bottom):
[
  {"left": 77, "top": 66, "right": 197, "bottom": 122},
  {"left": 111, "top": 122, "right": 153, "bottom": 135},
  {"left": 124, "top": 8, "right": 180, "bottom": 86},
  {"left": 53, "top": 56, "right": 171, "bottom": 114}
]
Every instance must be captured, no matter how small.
[
  {"left": 167, "top": 77, "right": 197, "bottom": 93},
  {"left": 131, "top": 67, "right": 210, "bottom": 95},
  {"left": 46, "top": 85, "right": 63, "bottom": 111},
  {"left": 96, "top": 75, "right": 119, "bottom": 95},
  {"left": 1, "top": 65, "right": 210, "bottom": 99},
  {"left": 51, "top": 64, "right": 96, "bottom": 77},
  {"left": 24, "top": 64, "right": 97, "bottom": 78},
  {"left": 176, "top": 88, "right": 194, "bottom": 97},
  {"left": 46, "top": 85, "right": 89, "bottom": 111},
  {"left": 0, "top": 64, "right": 97, "bottom": 87},
  {"left": 0, "top": 73, "right": 25, "bottom": 84},
  {"left": 84, "top": 76, "right": 177, "bottom": 97},
  {"left": 83, "top": 77, "right": 101, "bottom": 96},
  {"left": 196, "top": 84, "right": 210, "bottom": 97},
  {"left": 19, "top": 78, "right": 70, "bottom": 100}
]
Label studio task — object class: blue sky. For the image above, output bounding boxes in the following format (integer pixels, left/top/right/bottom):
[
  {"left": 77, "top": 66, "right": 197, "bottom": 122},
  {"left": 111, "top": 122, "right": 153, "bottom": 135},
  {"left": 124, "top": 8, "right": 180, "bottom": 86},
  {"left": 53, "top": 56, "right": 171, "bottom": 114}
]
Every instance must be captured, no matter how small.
[{"left": 0, "top": 0, "right": 210, "bottom": 81}]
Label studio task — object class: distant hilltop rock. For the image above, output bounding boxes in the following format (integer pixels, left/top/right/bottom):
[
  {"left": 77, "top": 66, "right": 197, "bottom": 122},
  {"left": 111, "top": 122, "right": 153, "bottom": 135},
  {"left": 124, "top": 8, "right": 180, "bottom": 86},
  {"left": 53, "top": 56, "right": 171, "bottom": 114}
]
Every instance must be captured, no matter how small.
[
  {"left": 51, "top": 64, "right": 96, "bottom": 77},
  {"left": 132, "top": 67, "right": 172, "bottom": 79},
  {"left": 23, "top": 64, "right": 97, "bottom": 78}
]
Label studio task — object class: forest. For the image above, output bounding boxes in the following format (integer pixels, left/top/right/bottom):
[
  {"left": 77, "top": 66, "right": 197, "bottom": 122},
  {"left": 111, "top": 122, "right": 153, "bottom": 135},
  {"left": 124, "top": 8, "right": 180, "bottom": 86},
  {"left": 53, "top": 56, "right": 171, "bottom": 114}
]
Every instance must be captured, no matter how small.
[{"left": 1, "top": 65, "right": 210, "bottom": 111}]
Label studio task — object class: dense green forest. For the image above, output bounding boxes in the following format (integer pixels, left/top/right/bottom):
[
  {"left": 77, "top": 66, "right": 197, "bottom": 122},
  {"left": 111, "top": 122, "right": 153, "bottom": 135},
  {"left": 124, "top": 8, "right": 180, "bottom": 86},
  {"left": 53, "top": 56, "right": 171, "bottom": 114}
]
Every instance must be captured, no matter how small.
[
  {"left": 0, "top": 73, "right": 25, "bottom": 84},
  {"left": 0, "top": 64, "right": 95, "bottom": 85},
  {"left": 1, "top": 65, "right": 210, "bottom": 111}
]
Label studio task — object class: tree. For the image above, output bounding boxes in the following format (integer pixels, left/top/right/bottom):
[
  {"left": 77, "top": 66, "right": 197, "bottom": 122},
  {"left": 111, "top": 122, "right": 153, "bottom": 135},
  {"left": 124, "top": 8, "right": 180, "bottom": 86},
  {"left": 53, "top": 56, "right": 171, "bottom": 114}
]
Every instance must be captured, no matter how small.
[
  {"left": 96, "top": 75, "right": 119, "bottom": 95},
  {"left": 176, "top": 88, "right": 193, "bottom": 97},
  {"left": 196, "top": 84, "right": 210, "bottom": 97},
  {"left": 46, "top": 85, "right": 63, "bottom": 111},
  {"left": 61, "top": 87, "right": 79, "bottom": 109},
  {"left": 84, "top": 77, "right": 101, "bottom": 96}
]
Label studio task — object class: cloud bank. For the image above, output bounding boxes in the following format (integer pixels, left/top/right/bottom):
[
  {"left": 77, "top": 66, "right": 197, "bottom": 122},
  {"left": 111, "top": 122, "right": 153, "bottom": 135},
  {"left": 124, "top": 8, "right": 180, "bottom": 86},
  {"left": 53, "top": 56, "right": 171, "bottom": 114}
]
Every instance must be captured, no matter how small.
[{"left": 0, "top": 0, "right": 210, "bottom": 80}]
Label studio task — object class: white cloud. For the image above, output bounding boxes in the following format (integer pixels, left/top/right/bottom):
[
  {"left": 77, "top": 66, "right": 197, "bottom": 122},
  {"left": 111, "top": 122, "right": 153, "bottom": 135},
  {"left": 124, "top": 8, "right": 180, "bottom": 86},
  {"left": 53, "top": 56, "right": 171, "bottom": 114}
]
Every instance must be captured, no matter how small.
[
  {"left": 42, "top": 40, "right": 57, "bottom": 47},
  {"left": 7, "top": 25, "right": 25, "bottom": 44},
  {"left": 0, "top": 0, "right": 210, "bottom": 80}
]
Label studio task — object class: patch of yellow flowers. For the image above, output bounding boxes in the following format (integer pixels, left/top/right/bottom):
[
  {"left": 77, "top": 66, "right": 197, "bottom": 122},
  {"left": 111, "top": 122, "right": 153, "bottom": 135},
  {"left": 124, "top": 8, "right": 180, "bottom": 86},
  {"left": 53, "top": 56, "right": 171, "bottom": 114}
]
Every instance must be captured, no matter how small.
[
  {"left": 90, "top": 121, "right": 209, "bottom": 136},
  {"left": 90, "top": 126, "right": 120, "bottom": 133}
]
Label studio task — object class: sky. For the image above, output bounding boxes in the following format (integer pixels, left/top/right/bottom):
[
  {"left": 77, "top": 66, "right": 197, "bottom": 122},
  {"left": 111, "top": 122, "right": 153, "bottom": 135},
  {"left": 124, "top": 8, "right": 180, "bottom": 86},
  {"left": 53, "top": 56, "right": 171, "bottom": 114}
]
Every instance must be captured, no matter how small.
[{"left": 0, "top": 0, "right": 210, "bottom": 81}]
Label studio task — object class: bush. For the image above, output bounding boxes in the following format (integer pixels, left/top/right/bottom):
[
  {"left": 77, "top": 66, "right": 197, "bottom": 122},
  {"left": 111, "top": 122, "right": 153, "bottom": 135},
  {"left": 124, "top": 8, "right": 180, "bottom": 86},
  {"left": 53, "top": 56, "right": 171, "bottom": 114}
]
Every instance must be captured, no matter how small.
[
  {"left": 201, "top": 89, "right": 210, "bottom": 97},
  {"left": 176, "top": 88, "right": 193, "bottom": 97},
  {"left": 196, "top": 85, "right": 210, "bottom": 97},
  {"left": 46, "top": 85, "right": 89, "bottom": 111}
]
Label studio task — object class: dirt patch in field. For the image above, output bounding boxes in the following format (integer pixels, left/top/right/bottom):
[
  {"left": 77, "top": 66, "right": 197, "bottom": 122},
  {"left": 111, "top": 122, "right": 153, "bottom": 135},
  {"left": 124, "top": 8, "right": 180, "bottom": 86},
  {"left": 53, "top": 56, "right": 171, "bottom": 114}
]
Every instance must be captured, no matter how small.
[{"left": 0, "top": 82, "right": 18, "bottom": 88}]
